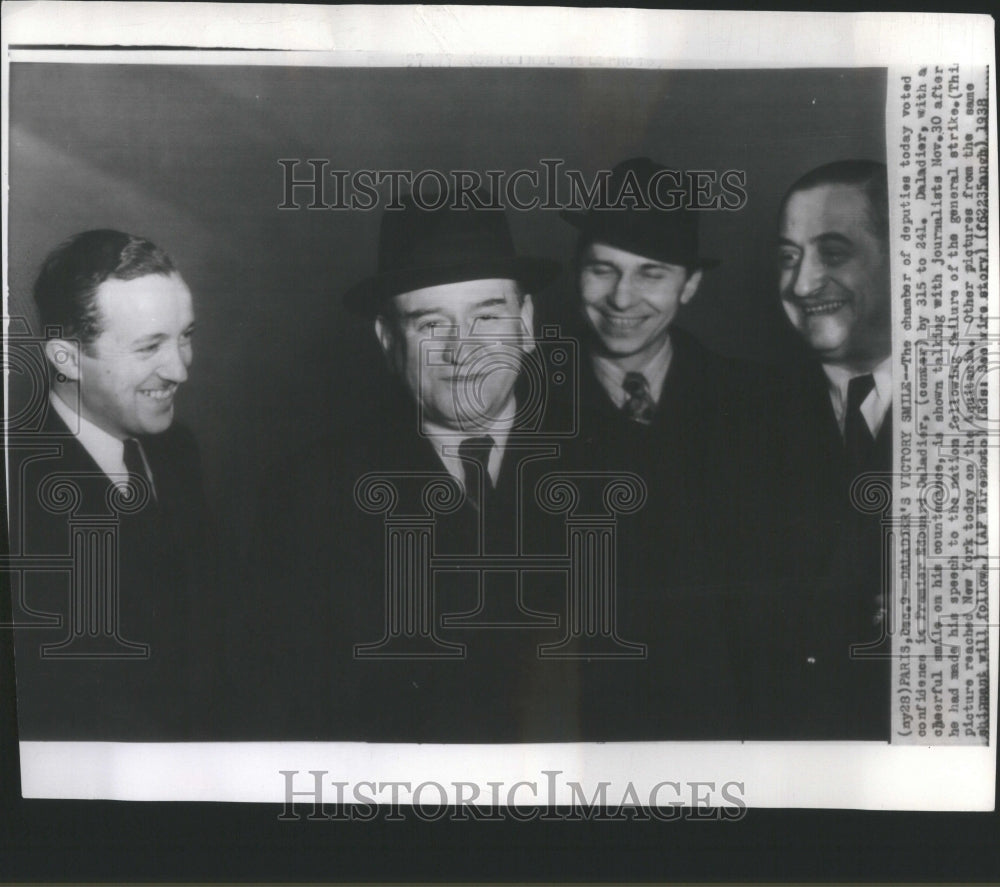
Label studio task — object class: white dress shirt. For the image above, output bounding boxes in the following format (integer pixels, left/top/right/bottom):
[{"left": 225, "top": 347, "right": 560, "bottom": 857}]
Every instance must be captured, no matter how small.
[
  {"left": 591, "top": 335, "right": 674, "bottom": 410},
  {"left": 48, "top": 391, "right": 153, "bottom": 492},
  {"left": 423, "top": 399, "right": 516, "bottom": 491},
  {"left": 822, "top": 356, "right": 893, "bottom": 438}
]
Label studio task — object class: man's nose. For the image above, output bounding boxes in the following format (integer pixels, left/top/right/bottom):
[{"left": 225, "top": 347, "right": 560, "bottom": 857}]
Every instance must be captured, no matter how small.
[
  {"left": 792, "top": 253, "right": 826, "bottom": 299},
  {"left": 453, "top": 336, "right": 488, "bottom": 368},
  {"left": 606, "top": 273, "right": 636, "bottom": 310},
  {"left": 158, "top": 343, "right": 189, "bottom": 383}
]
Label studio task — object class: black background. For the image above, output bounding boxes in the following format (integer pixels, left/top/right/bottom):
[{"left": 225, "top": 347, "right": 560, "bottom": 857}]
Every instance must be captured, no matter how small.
[{"left": 3, "top": 8, "right": 998, "bottom": 884}]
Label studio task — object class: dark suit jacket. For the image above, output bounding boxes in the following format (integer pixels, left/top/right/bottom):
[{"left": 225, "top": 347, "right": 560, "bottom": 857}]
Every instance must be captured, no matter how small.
[
  {"left": 567, "top": 327, "right": 783, "bottom": 579},
  {"left": 244, "top": 369, "right": 581, "bottom": 742},
  {"left": 556, "top": 327, "right": 786, "bottom": 739},
  {"left": 10, "top": 404, "right": 215, "bottom": 740},
  {"left": 730, "top": 358, "right": 893, "bottom": 739}
]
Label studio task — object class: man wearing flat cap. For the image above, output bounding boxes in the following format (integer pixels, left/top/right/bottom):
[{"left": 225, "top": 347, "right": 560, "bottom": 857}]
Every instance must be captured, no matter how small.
[{"left": 250, "top": 190, "right": 579, "bottom": 742}]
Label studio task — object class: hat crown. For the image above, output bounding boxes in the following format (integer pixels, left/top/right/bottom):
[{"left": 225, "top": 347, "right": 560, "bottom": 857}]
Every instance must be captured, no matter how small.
[
  {"left": 378, "top": 191, "right": 516, "bottom": 275},
  {"left": 344, "top": 186, "right": 559, "bottom": 315},
  {"left": 561, "top": 156, "right": 716, "bottom": 270}
]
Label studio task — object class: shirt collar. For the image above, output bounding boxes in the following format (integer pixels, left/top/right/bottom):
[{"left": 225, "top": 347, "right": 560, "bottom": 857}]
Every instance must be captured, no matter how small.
[
  {"left": 48, "top": 389, "right": 128, "bottom": 481},
  {"left": 870, "top": 356, "right": 892, "bottom": 403},
  {"left": 821, "top": 355, "right": 892, "bottom": 436},
  {"left": 591, "top": 334, "right": 674, "bottom": 409},
  {"left": 822, "top": 356, "right": 892, "bottom": 402},
  {"left": 423, "top": 399, "right": 517, "bottom": 487}
]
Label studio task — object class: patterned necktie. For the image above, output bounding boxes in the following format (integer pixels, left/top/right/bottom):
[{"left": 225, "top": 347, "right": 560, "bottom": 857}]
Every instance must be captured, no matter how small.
[
  {"left": 458, "top": 435, "right": 494, "bottom": 512},
  {"left": 844, "top": 374, "right": 876, "bottom": 476},
  {"left": 123, "top": 437, "right": 156, "bottom": 504},
  {"left": 622, "top": 372, "right": 655, "bottom": 425}
]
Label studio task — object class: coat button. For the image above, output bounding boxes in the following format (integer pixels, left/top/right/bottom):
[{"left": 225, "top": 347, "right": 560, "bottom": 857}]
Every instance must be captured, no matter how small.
[{"left": 806, "top": 656, "right": 816, "bottom": 665}]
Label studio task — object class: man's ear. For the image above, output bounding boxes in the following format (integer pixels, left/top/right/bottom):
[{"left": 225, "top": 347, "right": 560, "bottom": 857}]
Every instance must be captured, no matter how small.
[
  {"left": 679, "top": 269, "right": 703, "bottom": 306},
  {"left": 374, "top": 315, "right": 394, "bottom": 359},
  {"left": 519, "top": 293, "right": 536, "bottom": 354},
  {"left": 44, "top": 338, "right": 81, "bottom": 382}
]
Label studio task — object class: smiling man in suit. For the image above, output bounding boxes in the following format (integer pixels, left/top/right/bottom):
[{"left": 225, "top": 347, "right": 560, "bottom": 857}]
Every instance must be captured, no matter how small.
[
  {"left": 559, "top": 157, "right": 772, "bottom": 579},
  {"left": 254, "top": 189, "right": 583, "bottom": 742},
  {"left": 774, "top": 159, "right": 893, "bottom": 738},
  {"left": 556, "top": 157, "right": 778, "bottom": 738},
  {"left": 778, "top": 159, "right": 892, "bottom": 476},
  {"left": 737, "top": 160, "right": 893, "bottom": 739},
  {"left": 12, "top": 229, "right": 213, "bottom": 739}
]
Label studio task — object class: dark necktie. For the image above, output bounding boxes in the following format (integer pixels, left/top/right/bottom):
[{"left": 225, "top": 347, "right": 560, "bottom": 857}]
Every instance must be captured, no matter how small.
[
  {"left": 123, "top": 437, "right": 156, "bottom": 505},
  {"left": 623, "top": 372, "right": 655, "bottom": 425},
  {"left": 458, "top": 435, "right": 494, "bottom": 512},
  {"left": 843, "top": 374, "right": 887, "bottom": 636},
  {"left": 844, "top": 374, "right": 876, "bottom": 476}
]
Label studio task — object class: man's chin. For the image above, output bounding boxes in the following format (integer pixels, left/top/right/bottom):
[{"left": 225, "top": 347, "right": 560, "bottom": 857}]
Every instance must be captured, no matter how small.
[
  {"left": 135, "top": 411, "right": 175, "bottom": 436},
  {"left": 423, "top": 397, "right": 513, "bottom": 433},
  {"left": 798, "top": 322, "right": 850, "bottom": 360},
  {"left": 594, "top": 335, "right": 652, "bottom": 358}
]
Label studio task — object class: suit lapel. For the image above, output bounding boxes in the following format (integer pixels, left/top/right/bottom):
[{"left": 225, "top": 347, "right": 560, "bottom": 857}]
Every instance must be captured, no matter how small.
[
  {"left": 873, "top": 406, "right": 892, "bottom": 474},
  {"left": 38, "top": 406, "right": 120, "bottom": 514},
  {"left": 803, "top": 360, "right": 848, "bottom": 466},
  {"left": 800, "top": 361, "right": 893, "bottom": 477}
]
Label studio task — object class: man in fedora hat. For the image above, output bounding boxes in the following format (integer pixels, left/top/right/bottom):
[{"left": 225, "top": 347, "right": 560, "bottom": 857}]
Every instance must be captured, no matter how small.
[
  {"left": 248, "top": 188, "right": 583, "bottom": 742},
  {"left": 343, "top": 186, "right": 559, "bottom": 482},
  {"left": 560, "top": 157, "right": 728, "bottom": 457},
  {"left": 555, "top": 157, "right": 773, "bottom": 739}
]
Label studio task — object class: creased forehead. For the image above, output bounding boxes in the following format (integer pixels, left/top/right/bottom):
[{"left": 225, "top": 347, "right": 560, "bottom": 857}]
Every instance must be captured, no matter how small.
[
  {"left": 780, "top": 183, "right": 882, "bottom": 241},
  {"left": 584, "top": 240, "right": 686, "bottom": 271},
  {"left": 390, "top": 278, "right": 523, "bottom": 315}
]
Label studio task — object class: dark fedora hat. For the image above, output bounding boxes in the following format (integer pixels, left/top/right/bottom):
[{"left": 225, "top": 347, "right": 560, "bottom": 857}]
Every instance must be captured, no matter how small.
[
  {"left": 344, "top": 188, "right": 560, "bottom": 316},
  {"left": 560, "top": 157, "right": 719, "bottom": 270}
]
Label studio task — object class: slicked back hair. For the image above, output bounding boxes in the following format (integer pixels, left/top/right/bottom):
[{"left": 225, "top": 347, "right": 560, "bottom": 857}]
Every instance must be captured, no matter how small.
[
  {"left": 779, "top": 159, "right": 889, "bottom": 246},
  {"left": 34, "top": 229, "right": 177, "bottom": 348}
]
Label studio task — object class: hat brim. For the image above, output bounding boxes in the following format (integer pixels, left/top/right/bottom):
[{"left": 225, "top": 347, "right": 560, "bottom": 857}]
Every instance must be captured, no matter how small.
[
  {"left": 344, "top": 256, "right": 561, "bottom": 317},
  {"left": 559, "top": 209, "right": 720, "bottom": 270}
]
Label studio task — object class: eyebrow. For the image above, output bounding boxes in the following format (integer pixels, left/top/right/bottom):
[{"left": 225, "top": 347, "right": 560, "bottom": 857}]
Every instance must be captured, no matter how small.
[
  {"left": 778, "top": 233, "right": 854, "bottom": 248},
  {"left": 468, "top": 297, "right": 509, "bottom": 310},
  {"left": 398, "top": 307, "right": 449, "bottom": 322},
  {"left": 130, "top": 322, "right": 195, "bottom": 347},
  {"left": 399, "top": 297, "right": 510, "bottom": 322},
  {"left": 814, "top": 233, "right": 853, "bottom": 248},
  {"left": 585, "top": 257, "right": 674, "bottom": 272},
  {"left": 131, "top": 332, "right": 167, "bottom": 347}
]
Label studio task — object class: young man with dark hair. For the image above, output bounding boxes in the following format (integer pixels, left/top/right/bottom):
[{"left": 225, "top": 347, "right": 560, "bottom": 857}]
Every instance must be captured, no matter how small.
[{"left": 11, "top": 229, "right": 214, "bottom": 740}]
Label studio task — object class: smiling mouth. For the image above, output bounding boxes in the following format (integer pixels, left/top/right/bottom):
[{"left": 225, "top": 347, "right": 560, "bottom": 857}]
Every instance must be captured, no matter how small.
[
  {"left": 440, "top": 373, "right": 495, "bottom": 383},
  {"left": 800, "top": 300, "right": 849, "bottom": 317},
  {"left": 598, "top": 314, "right": 648, "bottom": 331},
  {"left": 139, "top": 386, "right": 176, "bottom": 402}
]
